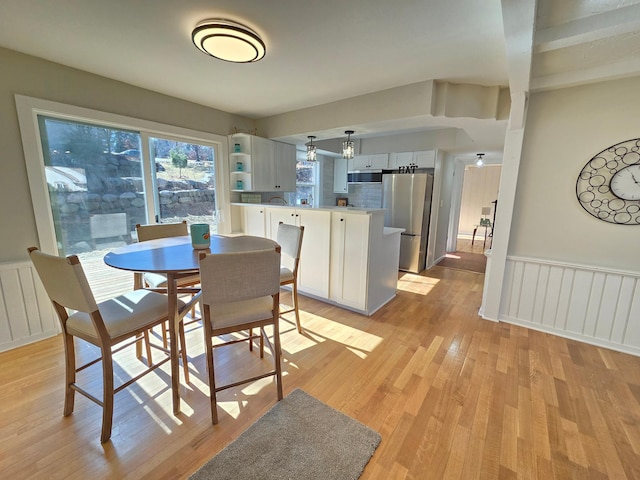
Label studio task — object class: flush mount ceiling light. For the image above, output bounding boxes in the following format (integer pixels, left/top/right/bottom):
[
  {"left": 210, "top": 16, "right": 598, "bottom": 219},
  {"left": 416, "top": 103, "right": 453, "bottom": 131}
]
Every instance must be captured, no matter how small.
[
  {"left": 306, "top": 136, "right": 317, "bottom": 162},
  {"left": 476, "top": 153, "right": 485, "bottom": 167},
  {"left": 192, "top": 19, "right": 266, "bottom": 63},
  {"left": 342, "top": 130, "right": 355, "bottom": 159}
]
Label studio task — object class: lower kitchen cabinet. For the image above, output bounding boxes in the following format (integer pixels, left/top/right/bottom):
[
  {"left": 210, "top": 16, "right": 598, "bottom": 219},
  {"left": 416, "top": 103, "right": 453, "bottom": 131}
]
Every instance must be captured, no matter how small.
[
  {"left": 266, "top": 207, "right": 331, "bottom": 298},
  {"left": 231, "top": 204, "right": 401, "bottom": 315},
  {"left": 329, "top": 211, "right": 370, "bottom": 310},
  {"left": 243, "top": 205, "right": 266, "bottom": 237}
]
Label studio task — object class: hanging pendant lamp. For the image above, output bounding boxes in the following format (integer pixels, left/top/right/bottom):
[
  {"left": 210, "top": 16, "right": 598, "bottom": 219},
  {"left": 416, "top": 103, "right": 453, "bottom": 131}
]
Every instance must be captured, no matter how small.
[
  {"left": 342, "top": 130, "right": 355, "bottom": 159},
  {"left": 306, "top": 136, "right": 317, "bottom": 162},
  {"left": 476, "top": 153, "right": 485, "bottom": 167}
]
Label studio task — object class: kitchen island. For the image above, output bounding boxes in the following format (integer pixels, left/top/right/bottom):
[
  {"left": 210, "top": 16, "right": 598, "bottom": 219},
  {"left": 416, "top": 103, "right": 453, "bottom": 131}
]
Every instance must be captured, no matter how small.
[{"left": 230, "top": 203, "right": 403, "bottom": 315}]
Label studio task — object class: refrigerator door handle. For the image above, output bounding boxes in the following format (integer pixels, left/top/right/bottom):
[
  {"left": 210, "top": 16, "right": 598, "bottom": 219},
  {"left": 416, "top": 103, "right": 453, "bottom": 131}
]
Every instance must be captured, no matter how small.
[{"left": 401, "top": 233, "right": 417, "bottom": 236}]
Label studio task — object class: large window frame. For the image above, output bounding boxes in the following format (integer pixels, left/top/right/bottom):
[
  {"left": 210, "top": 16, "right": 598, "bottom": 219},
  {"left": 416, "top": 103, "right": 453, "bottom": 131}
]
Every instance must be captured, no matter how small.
[{"left": 16, "top": 94, "right": 230, "bottom": 255}]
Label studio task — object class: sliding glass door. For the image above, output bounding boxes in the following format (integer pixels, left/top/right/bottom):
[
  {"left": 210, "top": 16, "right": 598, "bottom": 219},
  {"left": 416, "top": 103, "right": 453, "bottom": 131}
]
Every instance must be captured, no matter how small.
[
  {"left": 34, "top": 115, "right": 222, "bottom": 301},
  {"left": 149, "top": 137, "right": 220, "bottom": 232}
]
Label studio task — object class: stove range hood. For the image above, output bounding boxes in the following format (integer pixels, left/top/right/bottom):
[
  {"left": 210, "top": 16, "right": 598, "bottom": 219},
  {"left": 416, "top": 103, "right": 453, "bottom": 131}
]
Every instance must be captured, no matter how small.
[{"left": 347, "top": 171, "right": 383, "bottom": 183}]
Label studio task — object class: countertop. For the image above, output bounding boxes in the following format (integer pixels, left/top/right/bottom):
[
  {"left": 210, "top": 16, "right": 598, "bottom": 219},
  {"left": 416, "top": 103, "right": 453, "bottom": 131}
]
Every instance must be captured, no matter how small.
[
  {"left": 383, "top": 227, "right": 405, "bottom": 235},
  {"left": 231, "top": 203, "right": 386, "bottom": 214}
]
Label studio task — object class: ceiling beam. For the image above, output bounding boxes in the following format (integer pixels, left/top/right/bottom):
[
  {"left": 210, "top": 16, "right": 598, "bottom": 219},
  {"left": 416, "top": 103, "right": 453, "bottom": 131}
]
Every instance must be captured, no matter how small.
[
  {"left": 531, "top": 56, "right": 640, "bottom": 91},
  {"left": 500, "top": 0, "right": 538, "bottom": 96},
  {"left": 535, "top": 4, "right": 640, "bottom": 53}
]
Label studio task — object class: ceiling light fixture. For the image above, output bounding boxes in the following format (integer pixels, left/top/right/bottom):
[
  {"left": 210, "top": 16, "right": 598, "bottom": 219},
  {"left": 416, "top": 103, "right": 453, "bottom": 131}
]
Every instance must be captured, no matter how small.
[
  {"left": 192, "top": 19, "right": 266, "bottom": 63},
  {"left": 306, "top": 136, "right": 317, "bottom": 162},
  {"left": 476, "top": 153, "right": 485, "bottom": 167},
  {"left": 342, "top": 130, "right": 355, "bottom": 159}
]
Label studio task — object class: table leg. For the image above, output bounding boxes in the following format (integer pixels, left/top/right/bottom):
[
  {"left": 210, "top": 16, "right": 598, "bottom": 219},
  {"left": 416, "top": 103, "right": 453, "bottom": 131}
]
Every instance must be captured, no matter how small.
[
  {"left": 472, "top": 226, "right": 478, "bottom": 246},
  {"left": 167, "top": 272, "right": 181, "bottom": 415}
]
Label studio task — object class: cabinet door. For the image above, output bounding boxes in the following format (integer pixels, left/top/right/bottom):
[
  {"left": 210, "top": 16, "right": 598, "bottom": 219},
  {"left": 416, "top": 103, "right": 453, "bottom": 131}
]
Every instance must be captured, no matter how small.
[
  {"left": 329, "top": 212, "right": 370, "bottom": 310},
  {"left": 368, "top": 154, "right": 389, "bottom": 169},
  {"left": 275, "top": 142, "right": 297, "bottom": 191},
  {"left": 413, "top": 150, "right": 435, "bottom": 168},
  {"left": 243, "top": 206, "right": 266, "bottom": 237},
  {"left": 297, "top": 210, "right": 331, "bottom": 297},
  {"left": 251, "top": 136, "right": 276, "bottom": 191},
  {"left": 333, "top": 157, "right": 348, "bottom": 193},
  {"left": 265, "top": 207, "right": 297, "bottom": 239},
  {"left": 349, "top": 155, "right": 369, "bottom": 171},
  {"left": 389, "top": 152, "right": 413, "bottom": 170}
]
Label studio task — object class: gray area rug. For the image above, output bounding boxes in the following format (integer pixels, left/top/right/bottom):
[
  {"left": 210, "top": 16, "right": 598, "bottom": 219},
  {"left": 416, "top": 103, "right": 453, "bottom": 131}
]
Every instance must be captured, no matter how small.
[{"left": 190, "top": 388, "right": 381, "bottom": 480}]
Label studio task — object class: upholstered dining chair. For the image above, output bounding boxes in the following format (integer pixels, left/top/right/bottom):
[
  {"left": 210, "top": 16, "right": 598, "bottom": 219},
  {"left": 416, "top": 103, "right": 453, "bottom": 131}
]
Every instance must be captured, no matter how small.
[
  {"left": 198, "top": 247, "right": 283, "bottom": 424},
  {"left": 27, "top": 246, "right": 186, "bottom": 443},
  {"left": 277, "top": 222, "right": 305, "bottom": 333},
  {"left": 135, "top": 221, "right": 201, "bottom": 355}
]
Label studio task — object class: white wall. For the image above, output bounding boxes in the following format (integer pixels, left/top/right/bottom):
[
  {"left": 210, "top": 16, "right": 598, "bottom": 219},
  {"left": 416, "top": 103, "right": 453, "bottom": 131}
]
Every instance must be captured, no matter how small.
[
  {"left": 496, "top": 75, "right": 640, "bottom": 355},
  {"left": 510, "top": 76, "right": 640, "bottom": 271}
]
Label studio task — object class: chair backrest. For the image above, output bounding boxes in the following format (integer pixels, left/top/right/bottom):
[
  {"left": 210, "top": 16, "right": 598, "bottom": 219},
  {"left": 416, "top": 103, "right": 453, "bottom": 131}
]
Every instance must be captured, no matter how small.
[
  {"left": 136, "top": 221, "right": 188, "bottom": 242},
  {"left": 276, "top": 223, "right": 304, "bottom": 274},
  {"left": 27, "top": 247, "right": 97, "bottom": 314},
  {"left": 198, "top": 247, "right": 281, "bottom": 305}
]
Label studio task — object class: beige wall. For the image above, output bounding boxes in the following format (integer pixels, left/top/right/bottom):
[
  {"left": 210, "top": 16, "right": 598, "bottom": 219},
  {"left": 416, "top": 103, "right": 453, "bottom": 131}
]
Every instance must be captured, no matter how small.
[
  {"left": 0, "top": 47, "right": 254, "bottom": 263},
  {"left": 510, "top": 75, "right": 640, "bottom": 271}
]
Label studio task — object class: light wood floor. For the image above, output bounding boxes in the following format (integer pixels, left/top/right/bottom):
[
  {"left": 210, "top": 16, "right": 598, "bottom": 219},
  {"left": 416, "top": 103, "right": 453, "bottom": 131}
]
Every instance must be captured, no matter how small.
[{"left": 2, "top": 265, "right": 640, "bottom": 479}]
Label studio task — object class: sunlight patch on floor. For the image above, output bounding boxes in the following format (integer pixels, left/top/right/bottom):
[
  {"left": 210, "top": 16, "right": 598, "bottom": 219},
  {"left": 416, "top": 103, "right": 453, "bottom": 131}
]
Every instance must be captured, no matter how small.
[
  {"left": 397, "top": 273, "right": 440, "bottom": 296},
  {"left": 445, "top": 253, "right": 461, "bottom": 259},
  {"left": 281, "top": 311, "right": 383, "bottom": 356}
]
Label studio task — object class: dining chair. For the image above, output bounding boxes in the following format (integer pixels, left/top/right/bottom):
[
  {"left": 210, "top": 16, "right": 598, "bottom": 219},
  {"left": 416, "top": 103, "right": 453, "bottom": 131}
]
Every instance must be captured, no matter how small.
[
  {"left": 27, "top": 246, "right": 186, "bottom": 443},
  {"left": 198, "top": 247, "right": 283, "bottom": 424},
  {"left": 277, "top": 222, "right": 305, "bottom": 333},
  {"left": 135, "top": 221, "right": 201, "bottom": 362}
]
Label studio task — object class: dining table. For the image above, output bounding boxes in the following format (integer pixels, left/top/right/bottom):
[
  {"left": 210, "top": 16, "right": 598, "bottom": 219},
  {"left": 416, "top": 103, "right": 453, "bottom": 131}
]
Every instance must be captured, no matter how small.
[{"left": 103, "top": 234, "right": 279, "bottom": 415}]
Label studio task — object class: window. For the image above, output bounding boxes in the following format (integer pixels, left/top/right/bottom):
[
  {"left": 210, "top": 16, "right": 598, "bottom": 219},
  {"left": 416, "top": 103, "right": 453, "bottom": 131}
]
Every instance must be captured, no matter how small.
[
  {"left": 287, "top": 151, "right": 319, "bottom": 206},
  {"left": 17, "top": 95, "right": 228, "bottom": 300}
]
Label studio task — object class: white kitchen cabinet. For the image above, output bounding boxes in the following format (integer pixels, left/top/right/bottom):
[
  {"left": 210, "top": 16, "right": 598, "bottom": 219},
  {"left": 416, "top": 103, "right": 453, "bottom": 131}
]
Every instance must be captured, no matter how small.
[
  {"left": 229, "top": 134, "right": 296, "bottom": 192},
  {"left": 333, "top": 157, "right": 348, "bottom": 194},
  {"left": 329, "top": 212, "right": 370, "bottom": 310},
  {"left": 413, "top": 150, "right": 435, "bottom": 168},
  {"left": 243, "top": 205, "right": 266, "bottom": 237},
  {"left": 348, "top": 153, "right": 389, "bottom": 171},
  {"left": 389, "top": 150, "right": 436, "bottom": 170},
  {"left": 266, "top": 207, "right": 331, "bottom": 298}
]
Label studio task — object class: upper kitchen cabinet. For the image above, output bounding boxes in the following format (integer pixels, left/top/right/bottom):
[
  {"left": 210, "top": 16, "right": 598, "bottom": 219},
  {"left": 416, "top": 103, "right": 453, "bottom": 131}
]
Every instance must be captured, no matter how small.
[
  {"left": 348, "top": 153, "right": 389, "bottom": 171},
  {"left": 229, "top": 133, "right": 296, "bottom": 192},
  {"left": 333, "top": 157, "right": 348, "bottom": 194},
  {"left": 389, "top": 150, "right": 436, "bottom": 170}
]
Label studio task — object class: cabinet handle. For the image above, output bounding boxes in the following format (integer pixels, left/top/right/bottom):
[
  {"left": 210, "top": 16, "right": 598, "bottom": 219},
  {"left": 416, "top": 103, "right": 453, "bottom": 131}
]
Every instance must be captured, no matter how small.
[
  {"left": 340, "top": 218, "right": 344, "bottom": 222},
  {"left": 291, "top": 213, "right": 294, "bottom": 216}
]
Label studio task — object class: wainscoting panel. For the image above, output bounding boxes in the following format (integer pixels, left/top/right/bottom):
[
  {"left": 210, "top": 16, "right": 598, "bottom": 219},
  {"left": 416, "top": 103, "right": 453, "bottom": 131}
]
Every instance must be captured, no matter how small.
[
  {"left": 501, "top": 256, "right": 640, "bottom": 356},
  {"left": 0, "top": 261, "right": 59, "bottom": 352}
]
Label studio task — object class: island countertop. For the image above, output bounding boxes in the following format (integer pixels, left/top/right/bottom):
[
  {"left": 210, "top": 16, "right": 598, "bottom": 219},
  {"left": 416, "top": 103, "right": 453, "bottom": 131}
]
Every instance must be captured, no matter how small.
[{"left": 230, "top": 203, "right": 385, "bottom": 214}]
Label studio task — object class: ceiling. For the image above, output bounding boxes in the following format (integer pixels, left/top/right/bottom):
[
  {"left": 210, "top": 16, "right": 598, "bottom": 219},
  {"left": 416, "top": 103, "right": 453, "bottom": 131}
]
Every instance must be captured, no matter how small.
[{"left": 1, "top": 0, "right": 640, "bottom": 162}]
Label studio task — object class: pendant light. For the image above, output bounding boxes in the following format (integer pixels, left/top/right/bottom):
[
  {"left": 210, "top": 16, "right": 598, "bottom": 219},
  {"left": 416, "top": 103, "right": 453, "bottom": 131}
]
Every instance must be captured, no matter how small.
[
  {"left": 476, "top": 153, "right": 485, "bottom": 167},
  {"left": 306, "top": 136, "right": 317, "bottom": 162},
  {"left": 342, "top": 130, "right": 355, "bottom": 159}
]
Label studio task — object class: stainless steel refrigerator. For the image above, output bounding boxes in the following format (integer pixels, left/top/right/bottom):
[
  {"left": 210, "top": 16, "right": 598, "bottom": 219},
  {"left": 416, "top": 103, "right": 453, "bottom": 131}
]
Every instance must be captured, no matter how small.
[{"left": 382, "top": 172, "right": 434, "bottom": 273}]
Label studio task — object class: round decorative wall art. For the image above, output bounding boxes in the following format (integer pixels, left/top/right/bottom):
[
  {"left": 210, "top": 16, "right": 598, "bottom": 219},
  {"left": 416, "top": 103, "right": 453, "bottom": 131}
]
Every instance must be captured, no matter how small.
[{"left": 576, "top": 138, "right": 640, "bottom": 225}]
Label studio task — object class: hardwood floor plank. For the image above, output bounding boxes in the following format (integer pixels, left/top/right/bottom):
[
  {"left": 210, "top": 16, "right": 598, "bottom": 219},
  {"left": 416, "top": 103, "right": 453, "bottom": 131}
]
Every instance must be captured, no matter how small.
[{"left": 2, "top": 264, "right": 640, "bottom": 479}]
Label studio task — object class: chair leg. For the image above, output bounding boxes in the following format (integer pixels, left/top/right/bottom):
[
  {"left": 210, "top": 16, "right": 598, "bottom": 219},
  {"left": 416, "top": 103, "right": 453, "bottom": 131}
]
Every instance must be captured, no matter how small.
[
  {"left": 161, "top": 322, "right": 168, "bottom": 349},
  {"left": 202, "top": 311, "right": 218, "bottom": 424},
  {"left": 248, "top": 328, "right": 253, "bottom": 351},
  {"left": 259, "top": 327, "right": 265, "bottom": 359},
  {"left": 100, "top": 347, "right": 115, "bottom": 443},
  {"left": 63, "top": 333, "right": 76, "bottom": 416},
  {"left": 292, "top": 281, "right": 302, "bottom": 333},
  {"left": 143, "top": 331, "right": 153, "bottom": 365},
  {"left": 273, "top": 316, "right": 283, "bottom": 401},
  {"left": 178, "top": 320, "right": 190, "bottom": 384}
]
